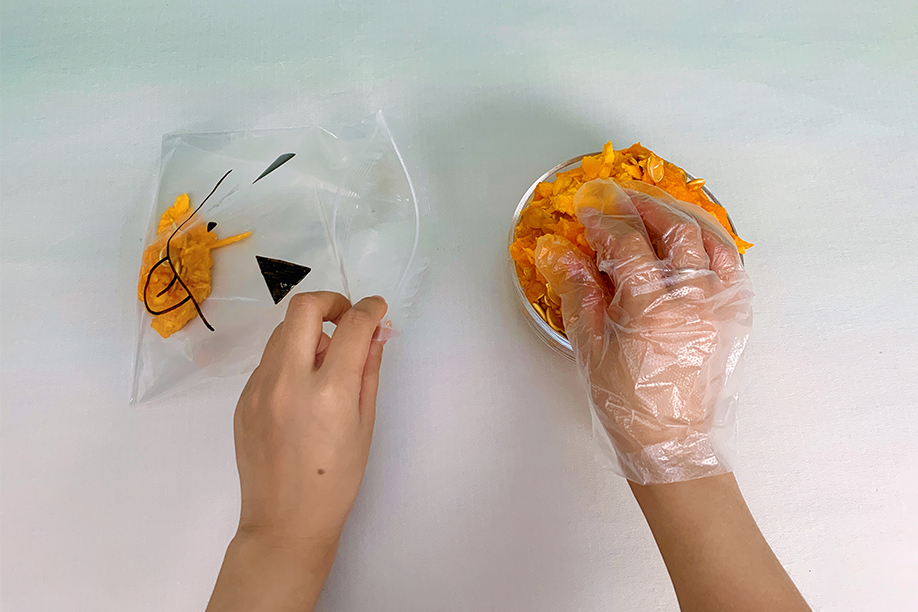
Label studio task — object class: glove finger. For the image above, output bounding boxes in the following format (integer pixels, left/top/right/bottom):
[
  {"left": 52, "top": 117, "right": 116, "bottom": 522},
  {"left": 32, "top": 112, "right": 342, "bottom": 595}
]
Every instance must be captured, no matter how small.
[
  {"left": 625, "top": 189, "right": 709, "bottom": 271},
  {"left": 573, "top": 179, "right": 663, "bottom": 289},
  {"left": 620, "top": 180, "right": 743, "bottom": 286},
  {"left": 698, "top": 219, "right": 743, "bottom": 286},
  {"left": 535, "top": 234, "right": 606, "bottom": 366}
]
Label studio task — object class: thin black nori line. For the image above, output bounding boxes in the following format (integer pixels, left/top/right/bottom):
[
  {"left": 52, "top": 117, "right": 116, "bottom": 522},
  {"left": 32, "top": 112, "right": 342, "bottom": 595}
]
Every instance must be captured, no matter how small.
[{"left": 142, "top": 170, "right": 233, "bottom": 332}]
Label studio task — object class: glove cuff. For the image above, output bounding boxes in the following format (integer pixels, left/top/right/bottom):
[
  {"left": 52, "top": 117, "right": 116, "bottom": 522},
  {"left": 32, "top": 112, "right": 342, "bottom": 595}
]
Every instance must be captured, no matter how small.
[{"left": 618, "top": 432, "right": 732, "bottom": 485}]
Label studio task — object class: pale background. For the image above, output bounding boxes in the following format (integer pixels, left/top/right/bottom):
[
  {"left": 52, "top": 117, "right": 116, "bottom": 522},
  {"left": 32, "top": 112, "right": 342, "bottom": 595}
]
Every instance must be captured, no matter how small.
[{"left": 2, "top": 1, "right": 917, "bottom": 610}]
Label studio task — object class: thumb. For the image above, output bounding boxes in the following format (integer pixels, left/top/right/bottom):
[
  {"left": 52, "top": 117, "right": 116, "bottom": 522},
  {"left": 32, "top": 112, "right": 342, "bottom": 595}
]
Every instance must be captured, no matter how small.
[{"left": 535, "top": 234, "right": 606, "bottom": 367}]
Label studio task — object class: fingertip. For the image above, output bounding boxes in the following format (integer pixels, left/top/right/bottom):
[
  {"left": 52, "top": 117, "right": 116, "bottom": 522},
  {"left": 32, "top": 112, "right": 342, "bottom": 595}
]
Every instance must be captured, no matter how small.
[
  {"left": 573, "top": 178, "right": 626, "bottom": 217},
  {"left": 324, "top": 296, "right": 390, "bottom": 380},
  {"left": 366, "top": 334, "right": 385, "bottom": 364},
  {"left": 354, "top": 295, "right": 389, "bottom": 319},
  {"left": 362, "top": 335, "right": 385, "bottom": 378},
  {"left": 285, "top": 291, "right": 352, "bottom": 323},
  {"left": 535, "top": 234, "right": 591, "bottom": 291},
  {"left": 359, "top": 330, "right": 386, "bottom": 424},
  {"left": 534, "top": 233, "right": 569, "bottom": 270},
  {"left": 372, "top": 325, "right": 395, "bottom": 344}
]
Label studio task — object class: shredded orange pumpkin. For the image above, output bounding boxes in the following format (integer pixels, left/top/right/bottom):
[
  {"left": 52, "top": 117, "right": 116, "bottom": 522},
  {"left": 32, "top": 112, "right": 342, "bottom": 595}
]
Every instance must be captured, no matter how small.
[
  {"left": 511, "top": 142, "right": 752, "bottom": 335},
  {"left": 138, "top": 193, "right": 250, "bottom": 338}
]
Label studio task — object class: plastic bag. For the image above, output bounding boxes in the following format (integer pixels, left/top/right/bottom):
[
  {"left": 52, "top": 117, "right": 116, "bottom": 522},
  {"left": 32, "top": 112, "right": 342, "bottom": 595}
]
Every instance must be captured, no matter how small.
[{"left": 131, "top": 112, "right": 423, "bottom": 404}]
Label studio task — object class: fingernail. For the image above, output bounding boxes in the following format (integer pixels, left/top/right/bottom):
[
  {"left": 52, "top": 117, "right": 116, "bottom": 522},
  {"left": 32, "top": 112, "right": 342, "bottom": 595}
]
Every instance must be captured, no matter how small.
[{"left": 372, "top": 326, "right": 395, "bottom": 343}]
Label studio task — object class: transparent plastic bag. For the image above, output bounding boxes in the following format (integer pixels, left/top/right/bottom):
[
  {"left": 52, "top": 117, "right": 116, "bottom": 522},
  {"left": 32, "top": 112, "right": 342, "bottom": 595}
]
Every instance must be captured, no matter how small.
[{"left": 131, "top": 112, "right": 423, "bottom": 404}]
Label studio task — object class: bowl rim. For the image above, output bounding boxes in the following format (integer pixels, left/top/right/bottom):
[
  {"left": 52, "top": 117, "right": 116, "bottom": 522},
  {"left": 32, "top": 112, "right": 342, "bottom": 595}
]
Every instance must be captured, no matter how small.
[{"left": 509, "top": 151, "right": 742, "bottom": 358}]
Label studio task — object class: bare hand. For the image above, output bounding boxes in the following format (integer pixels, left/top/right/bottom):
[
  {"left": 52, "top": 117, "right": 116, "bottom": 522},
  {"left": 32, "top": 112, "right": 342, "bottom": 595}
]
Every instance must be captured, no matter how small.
[
  {"left": 207, "top": 291, "right": 387, "bottom": 612},
  {"left": 234, "top": 291, "right": 387, "bottom": 546}
]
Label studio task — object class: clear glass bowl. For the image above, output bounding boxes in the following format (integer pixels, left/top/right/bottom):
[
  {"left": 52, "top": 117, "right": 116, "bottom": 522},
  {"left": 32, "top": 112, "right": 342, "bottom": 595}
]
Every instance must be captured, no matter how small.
[{"left": 508, "top": 152, "right": 742, "bottom": 359}]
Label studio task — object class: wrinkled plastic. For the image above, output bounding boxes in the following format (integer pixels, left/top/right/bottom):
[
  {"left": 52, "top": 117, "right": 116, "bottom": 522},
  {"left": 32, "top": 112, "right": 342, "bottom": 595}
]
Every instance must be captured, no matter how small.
[
  {"left": 131, "top": 112, "right": 423, "bottom": 404},
  {"left": 535, "top": 179, "right": 753, "bottom": 484}
]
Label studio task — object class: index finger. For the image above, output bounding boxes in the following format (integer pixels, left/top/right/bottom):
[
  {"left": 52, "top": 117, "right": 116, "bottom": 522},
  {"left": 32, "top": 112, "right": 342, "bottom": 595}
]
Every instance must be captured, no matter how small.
[
  {"left": 322, "top": 296, "right": 388, "bottom": 384},
  {"left": 574, "top": 179, "right": 662, "bottom": 288},
  {"left": 282, "top": 291, "right": 353, "bottom": 368}
]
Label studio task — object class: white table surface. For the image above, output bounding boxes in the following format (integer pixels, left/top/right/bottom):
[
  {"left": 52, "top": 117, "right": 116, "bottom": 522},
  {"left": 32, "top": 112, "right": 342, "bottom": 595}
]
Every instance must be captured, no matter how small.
[{"left": 2, "top": 1, "right": 917, "bottom": 610}]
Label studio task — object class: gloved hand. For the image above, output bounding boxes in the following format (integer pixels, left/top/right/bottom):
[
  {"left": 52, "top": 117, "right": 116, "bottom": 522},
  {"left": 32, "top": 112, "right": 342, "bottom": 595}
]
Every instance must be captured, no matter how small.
[{"left": 535, "top": 179, "right": 753, "bottom": 484}]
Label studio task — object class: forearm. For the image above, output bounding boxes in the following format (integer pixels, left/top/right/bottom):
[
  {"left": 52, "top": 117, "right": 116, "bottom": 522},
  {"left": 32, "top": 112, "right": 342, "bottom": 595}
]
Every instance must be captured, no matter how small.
[
  {"left": 205, "top": 531, "right": 337, "bottom": 612},
  {"left": 630, "top": 473, "right": 809, "bottom": 612}
]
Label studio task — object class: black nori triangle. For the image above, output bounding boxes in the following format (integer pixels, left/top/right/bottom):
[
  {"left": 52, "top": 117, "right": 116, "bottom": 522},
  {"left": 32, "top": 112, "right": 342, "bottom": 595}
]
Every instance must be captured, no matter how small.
[{"left": 256, "top": 255, "right": 312, "bottom": 304}]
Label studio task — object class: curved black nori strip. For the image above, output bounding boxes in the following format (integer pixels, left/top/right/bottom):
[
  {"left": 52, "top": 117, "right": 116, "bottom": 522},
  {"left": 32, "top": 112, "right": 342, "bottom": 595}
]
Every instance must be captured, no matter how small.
[
  {"left": 142, "top": 169, "right": 233, "bottom": 332},
  {"left": 144, "top": 258, "right": 191, "bottom": 313},
  {"left": 155, "top": 265, "right": 179, "bottom": 297}
]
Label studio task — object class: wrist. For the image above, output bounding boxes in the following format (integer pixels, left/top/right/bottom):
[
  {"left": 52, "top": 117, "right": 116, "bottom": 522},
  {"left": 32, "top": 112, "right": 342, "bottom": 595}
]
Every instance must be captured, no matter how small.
[
  {"left": 230, "top": 526, "right": 340, "bottom": 576},
  {"left": 629, "top": 474, "right": 811, "bottom": 612},
  {"left": 206, "top": 530, "right": 339, "bottom": 612}
]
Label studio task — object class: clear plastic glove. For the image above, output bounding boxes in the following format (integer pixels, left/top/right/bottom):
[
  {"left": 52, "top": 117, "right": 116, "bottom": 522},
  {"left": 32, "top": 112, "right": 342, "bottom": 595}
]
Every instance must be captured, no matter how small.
[{"left": 535, "top": 179, "right": 753, "bottom": 484}]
